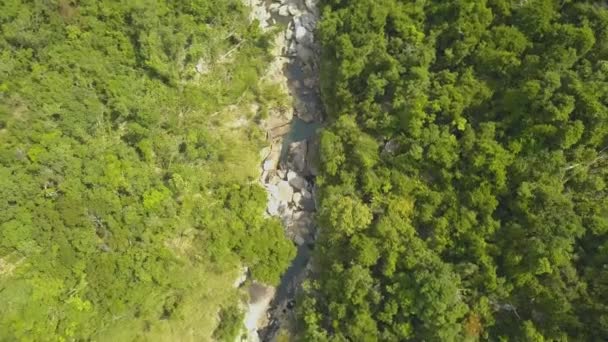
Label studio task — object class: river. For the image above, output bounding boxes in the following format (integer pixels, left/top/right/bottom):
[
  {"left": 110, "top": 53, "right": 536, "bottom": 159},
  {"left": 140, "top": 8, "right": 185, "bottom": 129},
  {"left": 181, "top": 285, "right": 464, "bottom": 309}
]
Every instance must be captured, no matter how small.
[{"left": 242, "top": 0, "right": 323, "bottom": 341}]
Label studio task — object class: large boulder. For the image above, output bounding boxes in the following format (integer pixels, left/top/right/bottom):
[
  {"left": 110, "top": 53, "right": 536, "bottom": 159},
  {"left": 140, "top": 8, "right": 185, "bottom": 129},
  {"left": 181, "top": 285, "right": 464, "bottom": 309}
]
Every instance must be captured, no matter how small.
[
  {"left": 287, "top": 140, "right": 307, "bottom": 174},
  {"left": 276, "top": 181, "right": 294, "bottom": 203},
  {"left": 290, "top": 211, "right": 315, "bottom": 241},
  {"left": 294, "top": 94, "right": 322, "bottom": 122},
  {"left": 296, "top": 12, "right": 317, "bottom": 32},
  {"left": 293, "top": 190, "right": 315, "bottom": 211},
  {"left": 294, "top": 234, "right": 306, "bottom": 246},
  {"left": 295, "top": 44, "right": 315, "bottom": 67},
  {"left": 278, "top": 4, "right": 290, "bottom": 16},
  {"left": 289, "top": 175, "right": 308, "bottom": 191},
  {"left": 286, "top": 169, "right": 298, "bottom": 181},
  {"left": 266, "top": 184, "right": 281, "bottom": 215},
  {"left": 294, "top": 25, "right": 311, "bottom": 46}
]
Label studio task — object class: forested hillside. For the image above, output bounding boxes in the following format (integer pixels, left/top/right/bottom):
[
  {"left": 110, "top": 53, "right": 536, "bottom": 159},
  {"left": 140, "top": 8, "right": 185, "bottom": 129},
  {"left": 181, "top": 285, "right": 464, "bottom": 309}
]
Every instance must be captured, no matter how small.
[
  {"left": 301, "top": 0, "right": 608, "bottom": 340},
  {"left": 0, "top": 1, "right": 294, "bottom": 340}
]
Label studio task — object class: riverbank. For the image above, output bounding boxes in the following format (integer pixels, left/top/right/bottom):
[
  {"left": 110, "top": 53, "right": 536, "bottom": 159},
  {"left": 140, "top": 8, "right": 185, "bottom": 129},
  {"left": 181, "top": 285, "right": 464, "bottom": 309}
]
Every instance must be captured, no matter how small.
[{"left": 240, "top": 0, "right": 323, "bottom": 341}]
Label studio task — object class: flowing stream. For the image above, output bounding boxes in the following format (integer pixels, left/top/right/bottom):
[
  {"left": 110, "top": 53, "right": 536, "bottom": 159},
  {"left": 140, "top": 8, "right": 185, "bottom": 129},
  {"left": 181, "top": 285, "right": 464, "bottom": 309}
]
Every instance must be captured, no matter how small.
[{"left": 242, "top": 0, "right": 322, "bottom": 341}]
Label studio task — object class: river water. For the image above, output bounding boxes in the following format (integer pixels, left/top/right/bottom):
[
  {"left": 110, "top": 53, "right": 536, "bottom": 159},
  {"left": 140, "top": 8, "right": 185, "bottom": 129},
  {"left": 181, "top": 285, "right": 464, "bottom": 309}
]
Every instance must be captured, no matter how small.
[{"left": 258, "top": 1, "right": 323, "bottom": 341}]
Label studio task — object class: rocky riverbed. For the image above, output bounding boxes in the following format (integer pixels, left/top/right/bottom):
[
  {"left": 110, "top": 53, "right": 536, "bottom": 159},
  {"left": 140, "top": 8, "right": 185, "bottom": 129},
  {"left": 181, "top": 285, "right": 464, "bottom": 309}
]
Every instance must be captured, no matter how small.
[{"left": 240, "top": 0, "right": 322, "bottom": 341}]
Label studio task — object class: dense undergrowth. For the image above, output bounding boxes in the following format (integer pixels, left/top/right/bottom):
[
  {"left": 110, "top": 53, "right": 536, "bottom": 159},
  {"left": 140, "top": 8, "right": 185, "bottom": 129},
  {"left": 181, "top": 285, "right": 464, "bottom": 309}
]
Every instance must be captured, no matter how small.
[
  {"left": 0, "top": 1, "right": 294, "bottom": 340},
  {"left": 300, "top": 0, "right": 608, "bottom": 340}
]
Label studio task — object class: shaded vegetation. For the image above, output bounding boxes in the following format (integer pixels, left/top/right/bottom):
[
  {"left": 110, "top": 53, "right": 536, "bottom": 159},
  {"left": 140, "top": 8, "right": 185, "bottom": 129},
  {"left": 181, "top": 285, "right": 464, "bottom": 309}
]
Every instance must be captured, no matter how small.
[{"left": 213, "top": 305, "right": 245, "bottom": 342}]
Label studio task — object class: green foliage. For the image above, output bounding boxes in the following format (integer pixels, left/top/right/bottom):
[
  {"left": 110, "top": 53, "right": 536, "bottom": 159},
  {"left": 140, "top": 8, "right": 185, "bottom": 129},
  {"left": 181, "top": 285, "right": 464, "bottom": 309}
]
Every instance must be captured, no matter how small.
[
  {"left": 0, "top": 0, "right": 294, "bottom": 340},
  {"left": 302, "top": 0, "right": 608, "bottom": 340},
  {"left": 213, "top": 305, "right": 244, "bottom": 342}
]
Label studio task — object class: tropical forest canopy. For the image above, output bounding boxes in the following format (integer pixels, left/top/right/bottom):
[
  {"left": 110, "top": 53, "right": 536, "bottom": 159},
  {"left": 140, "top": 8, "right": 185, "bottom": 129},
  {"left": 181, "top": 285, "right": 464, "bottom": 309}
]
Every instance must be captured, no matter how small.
[
  {"left": 0, "top": 0, "right": 294, "bottom": 340},
  {"left": 300, "top": 0, "right": 608, "bottom": 341}
]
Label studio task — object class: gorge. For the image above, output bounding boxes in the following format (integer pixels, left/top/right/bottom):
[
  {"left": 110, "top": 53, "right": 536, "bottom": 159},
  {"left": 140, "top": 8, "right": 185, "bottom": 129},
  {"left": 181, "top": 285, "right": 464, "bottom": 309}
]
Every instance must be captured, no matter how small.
[{"left": 241, "top": 0, "right": 322, "bottom": 340}]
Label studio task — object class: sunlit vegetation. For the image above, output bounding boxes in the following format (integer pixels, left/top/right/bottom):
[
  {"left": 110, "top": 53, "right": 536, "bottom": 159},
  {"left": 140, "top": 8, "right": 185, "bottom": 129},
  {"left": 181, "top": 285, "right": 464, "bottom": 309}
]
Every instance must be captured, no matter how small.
[
  {"left": 0, "top": 0, "right": 294, "bottom": 340},
  {"left": 300, "top": 0, "right": 608, "bottom": 340}
]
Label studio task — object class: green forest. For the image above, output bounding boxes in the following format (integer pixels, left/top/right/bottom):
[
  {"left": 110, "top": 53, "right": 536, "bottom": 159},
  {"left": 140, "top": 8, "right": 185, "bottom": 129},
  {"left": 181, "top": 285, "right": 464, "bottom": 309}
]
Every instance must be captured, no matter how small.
[
  {"left": 300, "top": 0, "right": 608, "bottom": 341},
  {"left": 0, "top": 0, "right": 294, "bottom": 340},
  {"left": 2, "top": 0, "right": 608, "bottom": 341}
]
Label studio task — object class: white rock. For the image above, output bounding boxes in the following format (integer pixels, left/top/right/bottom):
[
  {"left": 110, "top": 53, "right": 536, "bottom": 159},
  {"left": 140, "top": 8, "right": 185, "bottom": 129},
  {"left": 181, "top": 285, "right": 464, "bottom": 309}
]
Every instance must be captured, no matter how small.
[
  {"left": 268, "top": 175, "right": 282, "bottom": 185},
  {"left": 286, "top": 170, "right": 298, "bottom": 181},
  {"left": 269, "top": 2, "right": 280, "bottom": 12},
  {"left": 285, "top": 27, "right": 293, "bottom": 40},
  {"left": 288, "top": 4, "right": 301, "bottom": 16},
  {"left": 263, "top": 159, "right": 275, "bottom": 171},
  {"left": 267, "top": 197, "right": 280, "bottom": 216},
  {"left": 294, "top": 234, "right": 306, "bottom": 246},
  {"left": 278, "top": 4, "right": 290, "bottom": 16},
  {"left": 292, "top": 192, "right": 303, "bottom": 207},
  {"left": 277, "top": 181, "right": 294, "bottom": 202},
  {"left": 305, "top": 0, "right": 318, "bottom": 12},
  {"left": 277, "top": 169, "right": 287, "bottom": 180},
  {"left": 295, "top": 26, "right": 309, "bottom": 44}
]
